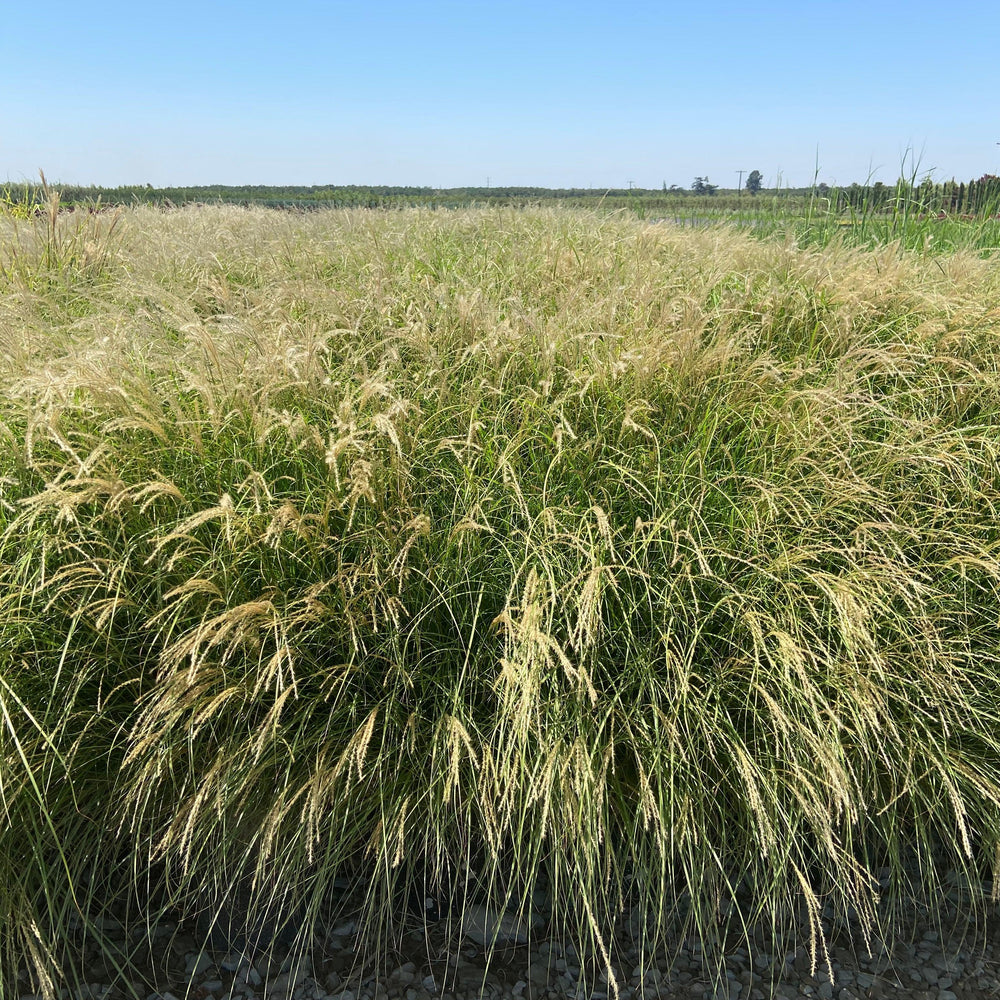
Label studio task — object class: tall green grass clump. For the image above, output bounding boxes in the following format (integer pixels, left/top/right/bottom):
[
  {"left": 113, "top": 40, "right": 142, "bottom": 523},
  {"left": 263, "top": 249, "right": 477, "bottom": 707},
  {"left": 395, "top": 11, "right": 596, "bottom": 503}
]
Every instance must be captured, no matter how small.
[{"left": 2, "top": 203, "right": 1000, "bottom": 995}]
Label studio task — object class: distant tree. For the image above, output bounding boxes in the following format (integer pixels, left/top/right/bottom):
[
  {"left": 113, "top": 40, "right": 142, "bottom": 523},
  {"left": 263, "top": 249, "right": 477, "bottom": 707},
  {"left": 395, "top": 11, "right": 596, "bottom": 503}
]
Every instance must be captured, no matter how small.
[
  {"left": 745, "top": 169, "right": 763, "bottom": 195},
  {"left": 692, "top": 176, "right": 718, "bottom": 195}
]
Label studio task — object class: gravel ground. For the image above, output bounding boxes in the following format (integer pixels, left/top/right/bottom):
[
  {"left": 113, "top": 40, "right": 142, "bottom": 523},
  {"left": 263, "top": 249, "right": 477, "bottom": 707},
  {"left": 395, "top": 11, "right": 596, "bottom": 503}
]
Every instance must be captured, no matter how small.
[{"left": 16, "top": 885, "right": 1000, "bottom": 1000}]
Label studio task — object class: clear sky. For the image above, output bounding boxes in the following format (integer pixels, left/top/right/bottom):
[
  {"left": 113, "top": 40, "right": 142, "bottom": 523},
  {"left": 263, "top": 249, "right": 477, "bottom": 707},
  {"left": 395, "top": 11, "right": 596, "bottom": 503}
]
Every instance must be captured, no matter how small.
[{"left": 3, "top": 0, "right": 998, "bottom": 190}]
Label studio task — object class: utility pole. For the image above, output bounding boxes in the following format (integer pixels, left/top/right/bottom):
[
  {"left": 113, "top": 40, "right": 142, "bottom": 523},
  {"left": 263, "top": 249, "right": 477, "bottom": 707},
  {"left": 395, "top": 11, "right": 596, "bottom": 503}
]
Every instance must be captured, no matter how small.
[{"left": 736, "top": 169, "right": 745, "bottom": 195}]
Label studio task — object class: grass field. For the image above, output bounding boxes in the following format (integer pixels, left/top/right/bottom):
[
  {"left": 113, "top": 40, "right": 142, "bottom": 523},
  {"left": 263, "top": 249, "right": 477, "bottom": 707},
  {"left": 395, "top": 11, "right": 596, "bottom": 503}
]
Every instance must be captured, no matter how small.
[{"left": 2, "top": 202, "right": 1000, "bottom": 996}]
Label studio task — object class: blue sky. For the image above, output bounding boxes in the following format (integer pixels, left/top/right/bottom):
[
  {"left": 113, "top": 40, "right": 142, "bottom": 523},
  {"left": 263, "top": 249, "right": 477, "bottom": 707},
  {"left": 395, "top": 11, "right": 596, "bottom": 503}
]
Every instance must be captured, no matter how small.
[{"left": 3, "top": 0, "right": 998, "bottom": 189}]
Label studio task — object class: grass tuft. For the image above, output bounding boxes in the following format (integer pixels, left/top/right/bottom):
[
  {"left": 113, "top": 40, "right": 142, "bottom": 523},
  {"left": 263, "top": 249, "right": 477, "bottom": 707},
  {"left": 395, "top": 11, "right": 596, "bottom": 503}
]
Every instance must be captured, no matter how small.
[{"left": 2, "top": 205, "right": 1000, "bottom": 994}]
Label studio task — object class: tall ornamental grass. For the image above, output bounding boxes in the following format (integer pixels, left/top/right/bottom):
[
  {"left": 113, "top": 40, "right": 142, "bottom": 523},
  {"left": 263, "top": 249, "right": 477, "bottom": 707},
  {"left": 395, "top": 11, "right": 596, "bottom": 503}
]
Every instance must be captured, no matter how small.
[{"left": 2, "top": 204, "right": 1000, "bottom": 995}]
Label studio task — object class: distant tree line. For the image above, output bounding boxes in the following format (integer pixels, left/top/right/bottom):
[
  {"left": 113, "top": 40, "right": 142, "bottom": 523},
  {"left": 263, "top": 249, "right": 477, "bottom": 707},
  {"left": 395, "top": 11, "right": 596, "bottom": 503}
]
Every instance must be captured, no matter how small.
[
  {"left": 1, "top": 183, "right": 699, "bottom": 210},
  {"left": 3, "top": 176, "right": 999, "bottom": 216}
]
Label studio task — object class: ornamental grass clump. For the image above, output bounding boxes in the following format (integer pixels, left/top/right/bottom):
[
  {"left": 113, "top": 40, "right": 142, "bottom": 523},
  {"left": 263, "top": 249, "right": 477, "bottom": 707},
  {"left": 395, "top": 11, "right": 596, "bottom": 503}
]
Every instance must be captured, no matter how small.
[{"left": 2, "top": 204, "right": 1000, "bottom": 996}]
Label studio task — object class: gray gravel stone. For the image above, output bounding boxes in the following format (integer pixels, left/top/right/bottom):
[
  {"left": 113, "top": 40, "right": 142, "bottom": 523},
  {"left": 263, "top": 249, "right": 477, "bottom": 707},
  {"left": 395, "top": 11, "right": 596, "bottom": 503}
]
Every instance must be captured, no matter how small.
[
  {"left": 185, "top": 953, "right": 213, "bottom": 977},
  {"left": 240, "top": 968, "right": 264, "bottom": 988}
]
